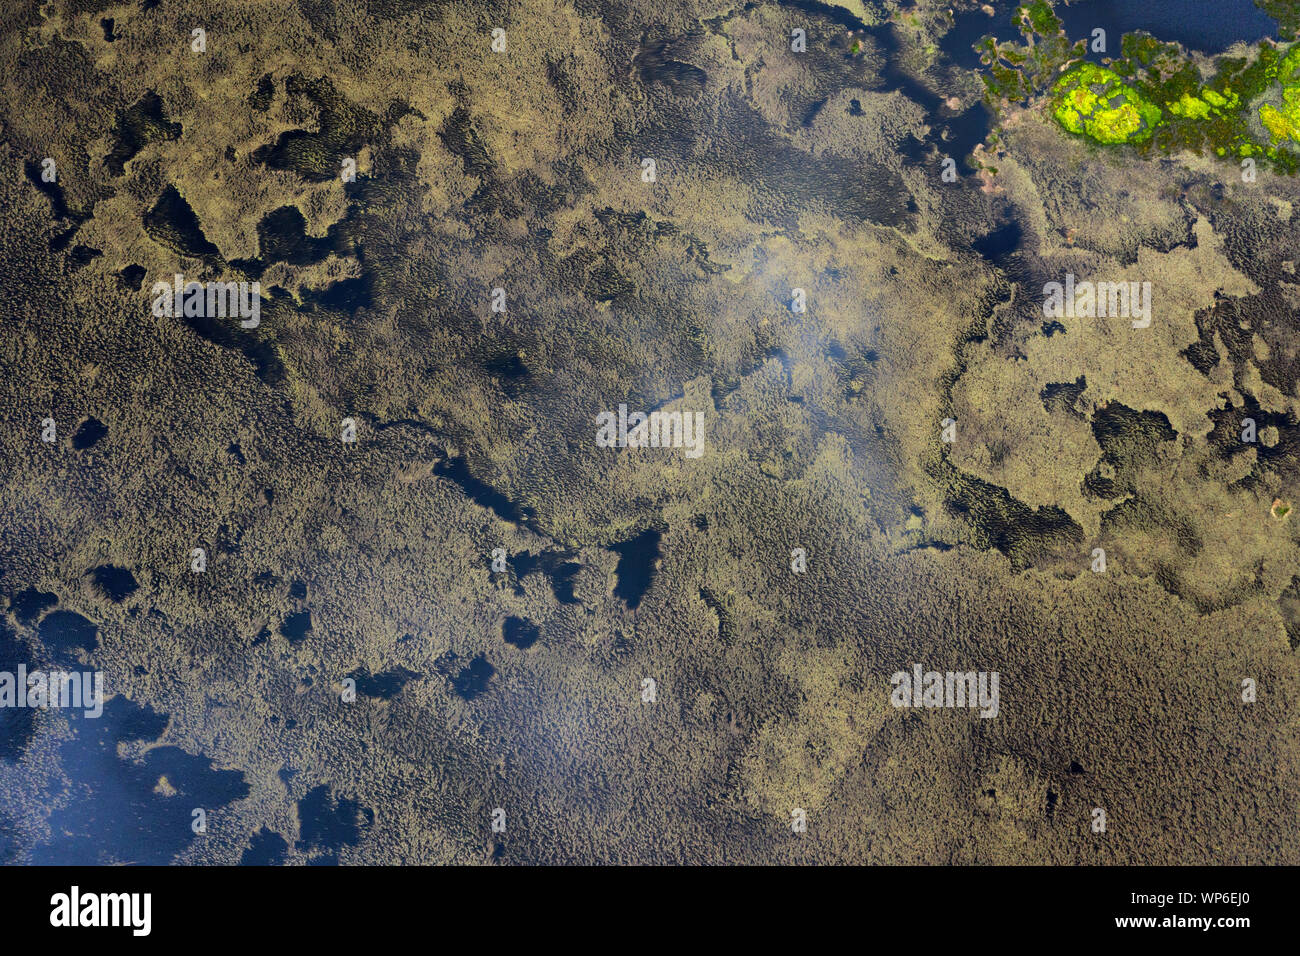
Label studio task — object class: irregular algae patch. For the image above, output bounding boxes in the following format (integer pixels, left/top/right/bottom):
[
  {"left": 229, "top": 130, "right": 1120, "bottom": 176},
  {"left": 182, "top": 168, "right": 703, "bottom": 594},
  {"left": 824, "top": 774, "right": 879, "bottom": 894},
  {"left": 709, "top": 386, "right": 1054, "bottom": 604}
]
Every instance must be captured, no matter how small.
[
  {"left": 1052, "top": 64, "right": 1162, "bottom": 144},
  {"left": 1259, "top": 45, "right": 1300, "bottom": 144},
  {"left": 978, "top": 1, "right": 1300, "bottom": 171}
]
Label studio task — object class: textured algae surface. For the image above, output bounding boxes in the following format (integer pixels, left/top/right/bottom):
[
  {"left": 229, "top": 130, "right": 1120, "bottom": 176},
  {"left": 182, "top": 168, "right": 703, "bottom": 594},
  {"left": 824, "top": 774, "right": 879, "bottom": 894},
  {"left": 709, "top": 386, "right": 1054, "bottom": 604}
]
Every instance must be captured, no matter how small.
[{"left": 0, "top": 0, "right": 1297, "bottom": 864}]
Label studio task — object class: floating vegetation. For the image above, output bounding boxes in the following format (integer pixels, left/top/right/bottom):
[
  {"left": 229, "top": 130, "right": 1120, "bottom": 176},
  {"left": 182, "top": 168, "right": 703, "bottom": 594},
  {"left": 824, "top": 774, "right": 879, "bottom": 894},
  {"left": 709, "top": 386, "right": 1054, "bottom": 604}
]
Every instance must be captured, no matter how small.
[
  {"left": 1258, "top": 44, "right": 1300, "bottom": 144},
  {"left": 978, "top": 2, "right": 1086, "bottom": 105},
  {"left": 979, "top": 1, "right": 1300, "bottom": 173},
  {"left": 1052, "top": 64, "right": 1162, "bottom": 144}
]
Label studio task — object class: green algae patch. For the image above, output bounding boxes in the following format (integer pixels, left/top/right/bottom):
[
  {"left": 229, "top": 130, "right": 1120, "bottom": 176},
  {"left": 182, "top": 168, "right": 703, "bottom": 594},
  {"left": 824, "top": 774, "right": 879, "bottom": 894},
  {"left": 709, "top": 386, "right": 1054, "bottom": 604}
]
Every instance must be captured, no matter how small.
[
  {"left": 1277, "top": 43, "right": 1300, "bottom": 84},
  {"left": 977, "top": 1, "right": 1300, "bottom": 173},
  {"left": 1261, "top": 102, "right": 1300, "bottom": 143},
  {"left": 1052, "top": 64, "right": 1163, "bottom": 144},
  {"left": 1258, "top": 46, "right": 1300, "bottom": 145},
  {"left": 1201, "top": 88, "right": 1239, "bottom": 111},
  {"left": 1021, "top": 0, "right": 1059, "bottom": 36},
  {"left": 1169, "top": 92, "right": 1216, "bottom": 120}
]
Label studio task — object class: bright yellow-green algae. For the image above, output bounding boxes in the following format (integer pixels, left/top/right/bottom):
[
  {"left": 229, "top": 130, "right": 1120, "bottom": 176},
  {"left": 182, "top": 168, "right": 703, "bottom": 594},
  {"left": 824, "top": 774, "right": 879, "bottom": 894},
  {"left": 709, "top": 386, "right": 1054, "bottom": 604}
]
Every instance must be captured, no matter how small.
[
  {"left": 982, "top": 1, "right": 1300, "bottom": 172},
  {"left": 1202, "top": 88, "right": 1238, "bottom": 110},
  {"left": 1260, "top": 45, "right": 1300, "bottom": 144},
  {"left": 1049, "top": 43, "right": 1295, "bottom": 159},
  {"left": 1169, "top": 92, "right": 1212, "bottom": 120},
  {"left": 1261, "top": 103, "right": 1300, "bottom": 142},
  {"left": 1052, "top": 63, "right": 1162, "bottom": 144}
]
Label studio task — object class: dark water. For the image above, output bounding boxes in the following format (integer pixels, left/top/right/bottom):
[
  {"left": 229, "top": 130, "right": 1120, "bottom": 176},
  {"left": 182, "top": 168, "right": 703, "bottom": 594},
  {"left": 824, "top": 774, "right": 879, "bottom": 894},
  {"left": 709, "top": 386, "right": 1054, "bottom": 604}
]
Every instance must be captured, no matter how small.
[
  {"left": 23, "top": 160, "right": 86, "bottom": 250},
  {"left": 143, "top": 185, "right": 220, "bottom": 259},
  {"left": 611, "top": 528, "right": 662, "bottom": 610},
  {"left": 0, "top": 622, "right": 38, "bottom": 762},
  {"left": 509, "top": 550, "right": 582, "bottom": 603},
  {"left": 1057, "top": 0, "right": 1277, "bottom": 57},
  {"left": 431, "top": 455, "right": 536, "bottom": 526},
  {"left": 37, "top": 610, "right": 98, "bottom": 663},
  {"left": 39, "top": 697, "right": 250, "bottom": 864},
  {"left": 68, "top": 245, "right": 101, "bottom": 270},
  {"left": 118, "top": 263, "right": 146, "bottom": 290},
  {"left": 239, "top": 827, "right": 289, "bottom": 865},
  {"left": 8, "top": 588, "right": 56, "bottom": 624},
  {"left": 279, "top": 610, "right": 312, "bottom": 643},
  {"left": 295, "top": 786, "right": 374, "bottom": 865},
  {"left": 88, "top": 565, "right": 137, "bottom": 602},
  {"left": 972, "top": 220, "right": 1023, "bottom": 263},
  {"left": 347, "top": 666, "right": 421, "bottom": 700},
  {"left": 502, "top": 616, "right": 540, "bottom": 649},
  {"left": 255, "top": 205, "right": 333, "bottom": 266},
  {"left": 943, "top": 0, "right": 1278, "bottom": 71},
  {"left": 367, "top": 419, "right": 543, "bottom": 531},
  {"left": 451, "top": 654, "right": 495, "bottom": 700},
  {"left": 71, "top": 417, "right": 107, "bottom": 450}
]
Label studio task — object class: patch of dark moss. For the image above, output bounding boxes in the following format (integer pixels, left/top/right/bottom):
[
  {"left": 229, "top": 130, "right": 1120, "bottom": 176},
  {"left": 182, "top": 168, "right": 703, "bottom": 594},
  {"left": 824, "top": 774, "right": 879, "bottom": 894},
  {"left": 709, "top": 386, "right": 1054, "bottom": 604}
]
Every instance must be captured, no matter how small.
[
  {"left": 1040, "top": 376, "right": 1087, "bottom": 418},
  {"left": 1084, "top": 403, "right": 1178, "bottom": 499}
]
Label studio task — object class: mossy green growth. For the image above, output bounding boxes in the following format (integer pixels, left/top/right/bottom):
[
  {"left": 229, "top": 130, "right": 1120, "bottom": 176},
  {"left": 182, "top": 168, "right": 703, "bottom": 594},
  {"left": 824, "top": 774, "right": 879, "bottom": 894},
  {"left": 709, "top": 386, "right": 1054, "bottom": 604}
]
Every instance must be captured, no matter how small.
[
  {"left": 978, "top": 1, "right": 1085, "bottom": 106},
  {"left": 1201, "top": 88, "right": 1238, "bottom": 110},
  {"left": 1169, "top": 92, "right": 1213, "bottom": 120},
  {"left": 1052, "top": 63, "right": 1163, "bottom": 143},
  {"left": 1020, "top": 0, "right": 1059, "bottom": 36},
  {"left": 1277, "top": 44, "right": 1300, "bottom": 84}
]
